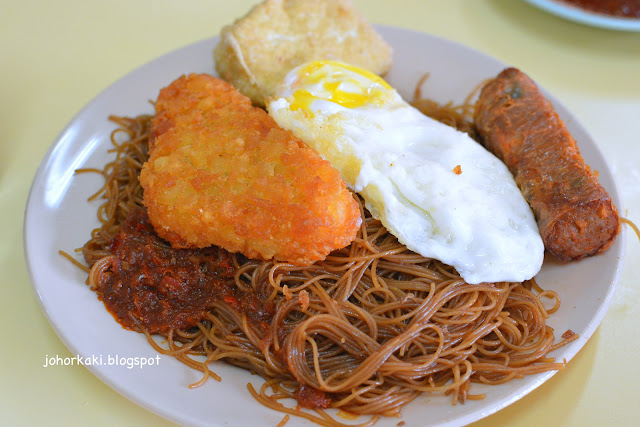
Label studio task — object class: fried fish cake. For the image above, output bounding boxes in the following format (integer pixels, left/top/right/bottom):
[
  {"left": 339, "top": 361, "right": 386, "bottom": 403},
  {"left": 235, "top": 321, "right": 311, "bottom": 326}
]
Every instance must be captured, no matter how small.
[
  {"left": 139, "top": 73, "right": 361, "bottom": 266},
  {"left": 214, "top": 0, "right": 392, "bottom": 106}
]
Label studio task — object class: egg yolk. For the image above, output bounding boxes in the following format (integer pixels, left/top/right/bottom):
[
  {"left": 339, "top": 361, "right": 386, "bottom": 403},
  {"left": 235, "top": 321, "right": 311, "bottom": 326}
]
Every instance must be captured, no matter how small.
[{"left": 289, "top": 60, "right": 392, "bottom": 114}]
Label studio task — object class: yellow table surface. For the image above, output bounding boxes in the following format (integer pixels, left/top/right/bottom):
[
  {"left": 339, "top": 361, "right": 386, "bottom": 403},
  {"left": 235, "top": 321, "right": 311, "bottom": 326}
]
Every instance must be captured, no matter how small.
[{"left": 3, "top": 0, "right": 639, "bottom": 425}]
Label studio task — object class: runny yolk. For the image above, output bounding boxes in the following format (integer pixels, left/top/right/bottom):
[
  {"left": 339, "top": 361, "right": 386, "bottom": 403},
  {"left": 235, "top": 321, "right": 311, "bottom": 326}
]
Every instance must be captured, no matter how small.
[{"left": 289, "top": 60, "right": 392, "bottom": 115}]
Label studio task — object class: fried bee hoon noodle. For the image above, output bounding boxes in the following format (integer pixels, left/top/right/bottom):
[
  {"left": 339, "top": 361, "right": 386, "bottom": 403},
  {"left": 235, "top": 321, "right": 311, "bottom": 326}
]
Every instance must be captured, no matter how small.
[
  {"left": 410, "top": 73, "right": 486, "bottom": 140},
  {"left": 70, "top": 99, "right": 579, "bottom": 425}
]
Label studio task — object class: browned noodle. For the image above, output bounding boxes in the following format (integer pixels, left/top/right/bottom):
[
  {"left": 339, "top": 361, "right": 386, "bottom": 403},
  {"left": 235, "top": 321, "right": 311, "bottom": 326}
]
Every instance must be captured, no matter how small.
[{"left": 71, "top": 97, "right": 578, "bottom": 424}]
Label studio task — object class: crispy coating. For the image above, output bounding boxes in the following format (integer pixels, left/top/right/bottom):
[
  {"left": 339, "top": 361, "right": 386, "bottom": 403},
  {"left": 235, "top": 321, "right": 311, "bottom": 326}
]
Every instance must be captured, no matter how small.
[
  {"left": 213, "top": 0, "right": 392, "bottom": 106},
  {"left": 139, "top": 73, "right": 361, "bottom": 265},
  {"left": 474, "top": 68, "right": 620, "bottom": 261}
]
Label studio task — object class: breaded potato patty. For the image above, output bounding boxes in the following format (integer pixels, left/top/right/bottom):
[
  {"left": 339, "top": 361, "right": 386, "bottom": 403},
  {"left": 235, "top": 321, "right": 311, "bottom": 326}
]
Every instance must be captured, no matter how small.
[
  {"left": 139, "top": 73, "right": 361, "bottom": 266},
  {"left": 213, "top": 0, "right": 392, "bottom": 106}
]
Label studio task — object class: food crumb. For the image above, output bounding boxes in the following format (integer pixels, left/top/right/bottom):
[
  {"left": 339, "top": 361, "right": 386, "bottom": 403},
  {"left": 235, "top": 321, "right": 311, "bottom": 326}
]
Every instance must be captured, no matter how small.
[
  {"left": 283, "top": 285, "right": 292, "bottom": 301},
  {"left": 453, "top": 165, "right": 462, "bottom": 175},
  {"left": 298, "top": 290, "right": 310, "bottom": 311},
  {"left": 397, "top": 421, "right": 406, "bottom": 426}
]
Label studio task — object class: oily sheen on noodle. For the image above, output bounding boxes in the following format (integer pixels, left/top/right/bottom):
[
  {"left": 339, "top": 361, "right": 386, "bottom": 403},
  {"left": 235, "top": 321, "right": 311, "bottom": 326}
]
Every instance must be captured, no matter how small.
[{"left": 71, "top": 96, "right": 577, "bottom": 425}]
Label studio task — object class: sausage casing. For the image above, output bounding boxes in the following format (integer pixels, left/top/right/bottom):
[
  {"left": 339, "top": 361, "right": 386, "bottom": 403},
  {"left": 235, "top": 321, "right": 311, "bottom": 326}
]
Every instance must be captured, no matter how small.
[{"left": 474, "top": 68, "right": 619, "bottom": 261}]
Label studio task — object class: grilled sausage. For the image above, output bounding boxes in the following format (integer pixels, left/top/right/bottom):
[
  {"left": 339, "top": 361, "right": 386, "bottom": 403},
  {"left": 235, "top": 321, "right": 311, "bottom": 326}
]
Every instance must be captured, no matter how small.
[{"left": 474, "top": 67, "right": 620, "bottom": 261}]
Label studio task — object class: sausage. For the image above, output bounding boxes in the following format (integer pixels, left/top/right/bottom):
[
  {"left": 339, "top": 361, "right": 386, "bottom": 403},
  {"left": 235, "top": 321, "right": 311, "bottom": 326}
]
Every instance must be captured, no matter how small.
[{"left": 474, "top": 67, "right": 620, "bottom": 261}]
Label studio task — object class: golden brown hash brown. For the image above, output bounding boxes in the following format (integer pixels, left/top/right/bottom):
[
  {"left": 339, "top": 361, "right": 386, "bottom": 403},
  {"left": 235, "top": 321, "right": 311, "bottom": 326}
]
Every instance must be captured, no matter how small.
[
  {"left": 214, "top": 0, "right": 393, "bottom": 106},
  {"left": 139, "top": 73, "right": 361, "bottom": 266}
]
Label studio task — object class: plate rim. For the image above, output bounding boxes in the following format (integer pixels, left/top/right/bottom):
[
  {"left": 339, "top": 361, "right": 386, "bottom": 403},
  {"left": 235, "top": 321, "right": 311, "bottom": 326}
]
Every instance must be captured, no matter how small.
[{"left": 23, "top": 25, "right": 627, "bottom": 427}]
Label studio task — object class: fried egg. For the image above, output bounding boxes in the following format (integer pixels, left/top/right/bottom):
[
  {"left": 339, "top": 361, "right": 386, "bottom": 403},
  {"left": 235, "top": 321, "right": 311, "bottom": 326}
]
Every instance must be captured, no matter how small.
[{"left": 267, "top": 60, "right": 544, "bottom": 284}]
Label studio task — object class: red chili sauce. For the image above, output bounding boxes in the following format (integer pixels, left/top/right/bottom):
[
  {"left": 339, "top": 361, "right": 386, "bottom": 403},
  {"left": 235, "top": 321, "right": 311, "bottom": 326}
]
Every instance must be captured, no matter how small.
[
  {"left": 96, "top": 209, "right": 332, "bottom": 409},
  {"left": 295, "top": 383, "right": 332, "bottom": 409},
  {"left": 95, "top": 209, "right": 275, "bottom": 334},
  {"left": 562, "top": 0, "right": 640, "bottom": 18}
]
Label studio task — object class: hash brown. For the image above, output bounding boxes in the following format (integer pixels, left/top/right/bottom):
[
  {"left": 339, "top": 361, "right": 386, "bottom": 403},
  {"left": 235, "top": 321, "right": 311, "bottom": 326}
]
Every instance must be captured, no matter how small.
[{"left": 139, "top": 73, "right": 361, "bottom": 265}]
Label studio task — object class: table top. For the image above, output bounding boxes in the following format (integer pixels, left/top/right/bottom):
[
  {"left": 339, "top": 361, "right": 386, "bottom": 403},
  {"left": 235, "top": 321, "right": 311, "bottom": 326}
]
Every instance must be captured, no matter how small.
[{"left": 3, "top": 0, "right": 639, "bottom": 425}]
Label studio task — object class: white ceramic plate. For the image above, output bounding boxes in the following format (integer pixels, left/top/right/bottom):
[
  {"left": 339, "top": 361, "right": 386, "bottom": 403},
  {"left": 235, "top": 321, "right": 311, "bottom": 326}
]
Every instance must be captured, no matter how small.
[
  {"left": 524, "top": 0, "right": 640, "bottom": 31},
  {"left": 24, "top": 26, "right": 625, "bottom": 427}
]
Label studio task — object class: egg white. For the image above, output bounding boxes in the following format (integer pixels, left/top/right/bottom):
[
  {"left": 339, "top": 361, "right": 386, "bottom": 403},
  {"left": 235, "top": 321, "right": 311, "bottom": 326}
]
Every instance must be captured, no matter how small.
[{"left": 267, "top": 61, "right": 544, "bottom": 284}]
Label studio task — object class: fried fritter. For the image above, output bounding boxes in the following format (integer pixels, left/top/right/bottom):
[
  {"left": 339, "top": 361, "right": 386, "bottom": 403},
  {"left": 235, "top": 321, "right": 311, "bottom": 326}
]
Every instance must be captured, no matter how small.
[
  {"left": 213, "top": 0, "right": 392, "bottom": 106},
  {"left": 139, "top": 73, "right": 361, "bottom": 266}
]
